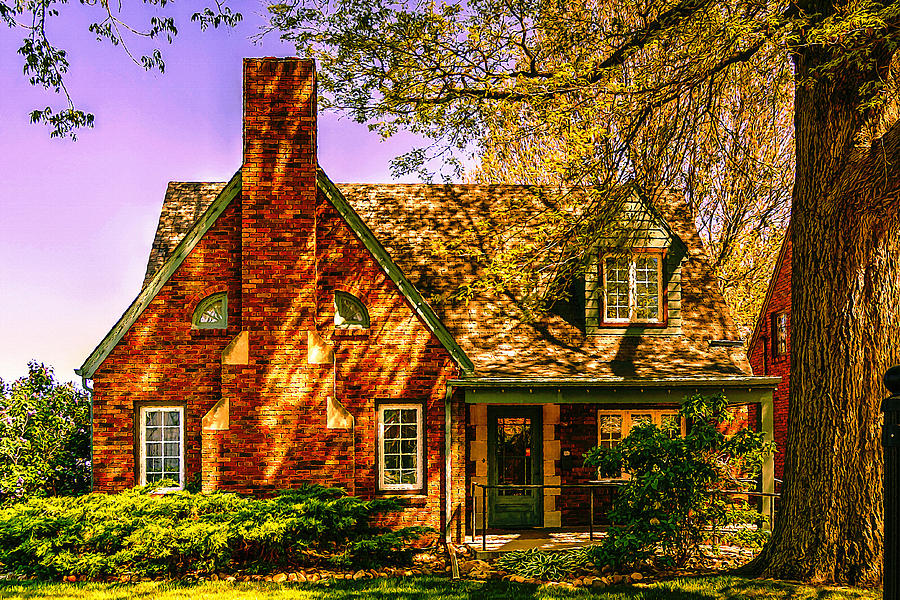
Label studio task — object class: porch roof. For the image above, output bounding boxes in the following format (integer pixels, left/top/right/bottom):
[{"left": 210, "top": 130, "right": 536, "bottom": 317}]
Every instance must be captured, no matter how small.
[{"left": 448, "top": 375, "right": 779, "bottom": 405}]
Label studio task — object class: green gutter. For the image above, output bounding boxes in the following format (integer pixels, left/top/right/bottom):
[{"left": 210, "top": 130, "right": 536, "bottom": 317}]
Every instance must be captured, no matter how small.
[
  {"left": 317, "top": 169, "right": 475, "bottom": 375},
  {"left": 76, "top": 170, "right": 242, "bottom": 379},
  {"left": 447, "top": 376, "right": 781, "bottom": 388}
]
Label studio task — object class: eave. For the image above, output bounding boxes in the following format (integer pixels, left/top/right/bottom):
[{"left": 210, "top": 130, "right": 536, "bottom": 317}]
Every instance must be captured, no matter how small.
[
  {"left": 317, "top": 169, "right": 474, "bottom": 374},
  {"left": 448, "top": 375, "right": 780, "bottom": 405},
  {"left": 76, "top": 170, "right": 242, "bottom": 379}
]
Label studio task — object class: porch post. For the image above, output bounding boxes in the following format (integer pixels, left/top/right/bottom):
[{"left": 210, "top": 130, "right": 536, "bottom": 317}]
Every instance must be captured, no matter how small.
[
  {"left": 759, "top": 395, "right": 775, "bottom": 530},
  {"left": 444, "top": 387, "right": 452, "bottom": 543}
]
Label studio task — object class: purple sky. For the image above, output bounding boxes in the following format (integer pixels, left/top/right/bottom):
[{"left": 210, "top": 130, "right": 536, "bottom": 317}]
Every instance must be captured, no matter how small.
[{"left": 0, "top": 3, "right": 433, "bottom": 385}]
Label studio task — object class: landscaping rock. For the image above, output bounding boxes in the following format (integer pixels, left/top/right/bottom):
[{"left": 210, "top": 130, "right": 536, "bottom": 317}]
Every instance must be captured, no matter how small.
[
  {"left": 631, "top": 572, "right": 644, "bottom": 581},
  {"left": 353, "top": 570, "right": 366, "bottom": 580},
  {"left": 272, "top": 573, "right": 288, "bottom": 583}
]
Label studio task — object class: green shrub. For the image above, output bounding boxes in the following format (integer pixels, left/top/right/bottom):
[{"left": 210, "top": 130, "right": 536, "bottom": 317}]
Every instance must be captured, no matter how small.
[
  {"left": 494, "top": 547, "right": 591, "bottom": 580},
  {"left": 583, "top": 393, "right": 774, "bottom": 571},
  {"left": 0, "top": 483, "right": 427, "bottom": 579},
  {"left": 0, "top": 362, "right": 91, "bottom": 502}
]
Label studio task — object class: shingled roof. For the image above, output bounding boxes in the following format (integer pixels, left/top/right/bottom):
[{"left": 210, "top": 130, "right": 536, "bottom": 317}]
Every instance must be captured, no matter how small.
[{"left": 142, "top": 181, "right": 750, "bottom": 379}]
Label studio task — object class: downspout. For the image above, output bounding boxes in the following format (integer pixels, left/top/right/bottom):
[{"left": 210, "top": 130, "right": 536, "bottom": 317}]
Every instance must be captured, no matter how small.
[{"left": 81, "top": 376, "right": 94, "bottom": 493}]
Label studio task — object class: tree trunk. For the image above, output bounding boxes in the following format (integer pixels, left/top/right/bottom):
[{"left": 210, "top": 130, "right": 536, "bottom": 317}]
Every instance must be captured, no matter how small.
[{"left": 750, "top": 36, "right": 900, "bottom": 585}]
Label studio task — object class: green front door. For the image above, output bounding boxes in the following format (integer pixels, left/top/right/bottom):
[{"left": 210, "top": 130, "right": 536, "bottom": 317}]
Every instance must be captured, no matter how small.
[{"left": 487, "top": 406, "right": 543, "bottom": 528}]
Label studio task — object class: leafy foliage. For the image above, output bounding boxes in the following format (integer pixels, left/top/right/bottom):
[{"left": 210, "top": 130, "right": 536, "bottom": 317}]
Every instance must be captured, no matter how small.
[
  {"left": 268, "top": 0, "right": 793, "bottom": 331},
  {"left": 494, "top": 547, "right": 592, "bottom": 580},
  {"left": 0, "top": 362, "right": 90, "bottom": 502},
  {"left": 0, "top": 483, "right": 425, "bottom": 579},
  {"left": 583, "top": 393, "right": 774, "bottom": 570},
  {"left": 4, "top": 0, "right": 241, "bottom": 138}
]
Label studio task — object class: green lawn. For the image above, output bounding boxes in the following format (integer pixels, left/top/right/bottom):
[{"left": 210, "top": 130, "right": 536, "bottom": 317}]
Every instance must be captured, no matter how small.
[{"left": 0, "top": 576, "right": 879, "bottom": 600}]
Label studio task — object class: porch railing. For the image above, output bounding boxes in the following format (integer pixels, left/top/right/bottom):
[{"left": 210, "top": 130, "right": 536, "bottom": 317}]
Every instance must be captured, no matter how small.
[{"left": 470, "top": 480, "right": 781, "bottom": 552}]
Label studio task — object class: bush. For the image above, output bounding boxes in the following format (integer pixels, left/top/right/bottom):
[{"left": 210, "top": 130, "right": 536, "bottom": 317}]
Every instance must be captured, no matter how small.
[
  {"left": 0, "top": 362, "right": 91, "bottom": 502},
  {"left": 583, "top": 393, "right": 774, "bottom": 571},
  {"left": 0, "top": 483, "right": 428, "bottom": 579},
  {"left": 494, "top": 547, "right": 591, "bottom": 580}
]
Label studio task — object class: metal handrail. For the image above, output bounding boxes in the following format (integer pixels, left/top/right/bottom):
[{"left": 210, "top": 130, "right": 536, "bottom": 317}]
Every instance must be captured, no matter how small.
[
  {"left": 471, "top": 481, "right": 622, "bottom": 551},
  {"left": 470, "top": 481, "right": 780, "bottom": 551}
]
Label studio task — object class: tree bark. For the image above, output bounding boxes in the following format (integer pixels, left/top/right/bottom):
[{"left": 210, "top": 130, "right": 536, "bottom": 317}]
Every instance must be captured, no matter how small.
[{"left": 750, "top": 35, "right": 900, "bottom": 585}]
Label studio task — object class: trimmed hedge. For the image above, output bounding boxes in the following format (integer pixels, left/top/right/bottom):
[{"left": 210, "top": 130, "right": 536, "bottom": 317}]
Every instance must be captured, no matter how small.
[{"left": 0, "top": 483, "right": 428, "bottom": 579}]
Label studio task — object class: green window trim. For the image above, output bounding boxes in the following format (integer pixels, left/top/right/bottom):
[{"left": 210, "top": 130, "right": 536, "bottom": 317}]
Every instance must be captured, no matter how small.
[
  {"left": 334, "top": 291, "right": 369, "bottom": 328},
  {"left": 192, "top": 293, "right": 228, "bottom": 329}
]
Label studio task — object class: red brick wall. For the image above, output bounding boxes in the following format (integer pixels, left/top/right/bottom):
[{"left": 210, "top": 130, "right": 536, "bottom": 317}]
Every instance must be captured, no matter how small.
[
  {"left": 92, "top": 200, "right": 243, "bottom": 491},
  {"left": 91, "top": 58, "right": 460, "bottom": 534},
  {"left": 747, "top": 236, "right": 792, "bottom": 480}
]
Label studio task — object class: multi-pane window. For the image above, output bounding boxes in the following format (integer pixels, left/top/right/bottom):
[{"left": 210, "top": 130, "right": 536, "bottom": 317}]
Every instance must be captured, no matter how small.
[
  {"left": 772, "top": 312, "right": 788, "bottom": 357},
  {"left": 335, "top": 291, "right": 370, "bottom": 328},
  {"left": 377, "top": 404, "right": 423, "bottom": 491},
  {"left": 192, "top": 293, "right": 227, "bottom": 329},
  {"left": 602, "top": 253, "right": 663, "bottom": 324},
  {"left": 596, "top": 410, "right": 683, "bottom": 478},
  {"left": 139, "top": 406, "right": 184, "bottom": 488}
]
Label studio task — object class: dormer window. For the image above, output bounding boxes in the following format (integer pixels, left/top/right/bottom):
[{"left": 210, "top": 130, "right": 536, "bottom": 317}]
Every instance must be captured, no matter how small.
[
  {"left": 334, "top": 291, "right": 369, "bottom": 328},
  {"left": 192, "top": 293, "right": 227, "bottom": 329},
  {"left": 601, "top": 252, "right": 663, "bottom": 324}
]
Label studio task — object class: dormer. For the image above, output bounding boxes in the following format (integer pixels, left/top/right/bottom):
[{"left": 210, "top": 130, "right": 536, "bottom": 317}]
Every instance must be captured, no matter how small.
[{"left": 585, "top": 193, "right": 687, "bottom": 335}]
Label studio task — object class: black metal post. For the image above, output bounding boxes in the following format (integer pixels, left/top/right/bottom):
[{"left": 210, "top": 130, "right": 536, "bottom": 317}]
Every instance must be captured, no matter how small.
[{"left": 883, "top": 365, "right": 900, "bottom": 600}]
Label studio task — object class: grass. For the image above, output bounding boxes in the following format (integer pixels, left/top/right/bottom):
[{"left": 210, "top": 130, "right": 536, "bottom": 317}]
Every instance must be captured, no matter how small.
[{"left": 0, "top": 576, "right": 880, "bottom": 600}]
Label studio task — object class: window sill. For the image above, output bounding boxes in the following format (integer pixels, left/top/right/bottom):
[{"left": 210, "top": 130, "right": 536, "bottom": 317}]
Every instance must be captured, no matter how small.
[{"left": 376, "top": 490, "right": 427, "bottom": 498}]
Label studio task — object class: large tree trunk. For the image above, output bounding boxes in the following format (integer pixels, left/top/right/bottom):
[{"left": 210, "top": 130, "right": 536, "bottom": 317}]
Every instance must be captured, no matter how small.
[{"left": 750, "top": 34, "right": 900, "bottom": 585}]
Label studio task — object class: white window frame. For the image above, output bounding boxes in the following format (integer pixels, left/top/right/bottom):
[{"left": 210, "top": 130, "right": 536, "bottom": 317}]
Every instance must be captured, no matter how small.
[
  {"left": 601, "top": 252, "right": 664, "bottom": 324},
  {"left": 376, "top": 403, "right": 424, "bottom": 491},
  {"left": 138, "top": 405, "right": 185, "bottom": 490}
]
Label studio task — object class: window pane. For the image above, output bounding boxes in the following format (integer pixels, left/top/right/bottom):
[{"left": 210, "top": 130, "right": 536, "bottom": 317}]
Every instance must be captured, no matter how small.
[
  {"left": 199, "top": 300, "right": 223, "bottom": 323},
  {"left": 163, "top": 442, "right": 179, "bottom": 457},
  {"left": 599, "top": 414, "right": 623, "bottom": 449},
  {"left": 163, "top": 427, "right": 180, "bottom": 442},
  {"left": 661, "top": 414, "right": 680, "bottom": 439},
  {"left": 385, "top": 454, "right": 400, "bottom": 470},
  {"left": 146, "top": 427, "right": 161, "bottom": 442},
  {"left": 604, "top": 257, "right": 630, "bottom": 320},
  {"left": 147, "top": 443, "right": 162, "bottom": 457},
  {"left": 400, "top": 471, "right": 416, "bottom": 484},
  {"left": 401, "top": 454, "right": 416, "bottom": 469},
  {"left": 165, "top": 411, "right": 180, "bottom": 426},
  {"left": 384, "top": 440, "right": 400, "bottom": 454},
  {"left": 631, "top": 414, "right": 652, "bottom": 429},
  {"left": 634, "top": 256, "right": 659, "bottom": 320},
  {"left": 146, "top": 411, "right": 160, "bottom": 427},
  {"left": 383, "top": 409, "right": 400, "bottom": 424},
  {"left": 400, "top": 425, "right": 417, "bottom": 439},
  {"left": 147, "top": 458, "right": 162, "bottom": 473},
  {"left": 399, "top": 409, "right": 417, "bottom": 423},
  {"left": 147, "top": 472, "right": 163, "bottom": 483},
  {"left": 164, "top": 458, "right": 180, "bottom": 473}
]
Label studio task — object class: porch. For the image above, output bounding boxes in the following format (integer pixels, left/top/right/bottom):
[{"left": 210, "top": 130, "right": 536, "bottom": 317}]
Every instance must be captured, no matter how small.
[{"left": 446, "top": 376, "right": 781, "bottom": 544}]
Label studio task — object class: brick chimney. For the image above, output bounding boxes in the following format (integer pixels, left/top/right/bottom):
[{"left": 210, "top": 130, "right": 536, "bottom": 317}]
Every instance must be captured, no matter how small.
[{"left": 241, "top": 57, "right": 317, "bottom": 359}]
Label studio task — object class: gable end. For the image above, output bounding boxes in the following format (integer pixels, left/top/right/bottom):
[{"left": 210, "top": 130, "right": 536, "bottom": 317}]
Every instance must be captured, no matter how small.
[{"left": 76, "top": 170, "right": 242, "bottom": 379}]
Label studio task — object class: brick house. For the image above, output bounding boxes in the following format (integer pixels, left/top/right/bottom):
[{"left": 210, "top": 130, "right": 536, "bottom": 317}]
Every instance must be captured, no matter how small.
[
  {"left": 77, "top": 58, "right": 779, "bottom": 541},
  {"left": 746, "top": 229, "right": 792, "bottom": 480}
]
